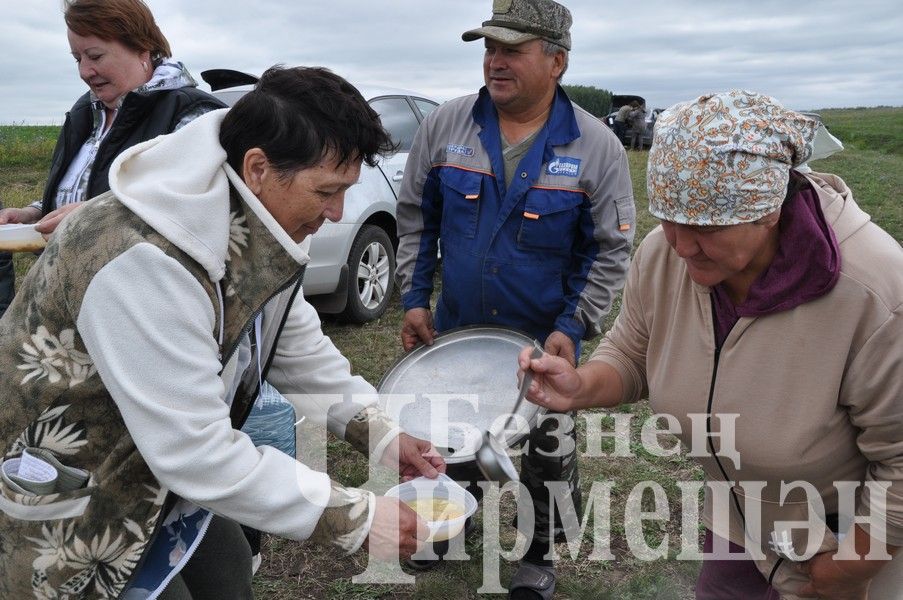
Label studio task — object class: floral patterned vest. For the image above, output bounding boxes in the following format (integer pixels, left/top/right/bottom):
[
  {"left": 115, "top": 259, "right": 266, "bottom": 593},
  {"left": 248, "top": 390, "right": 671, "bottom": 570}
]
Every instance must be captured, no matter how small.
[{"left": 0, "top": 186, "right": 304, "bottom": 599}]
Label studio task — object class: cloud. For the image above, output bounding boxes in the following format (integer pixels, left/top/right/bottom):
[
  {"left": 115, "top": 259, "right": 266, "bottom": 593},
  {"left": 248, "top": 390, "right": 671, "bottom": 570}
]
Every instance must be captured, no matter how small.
[{"left": 1, "top": 0, "right": 900, "bottom": 123}]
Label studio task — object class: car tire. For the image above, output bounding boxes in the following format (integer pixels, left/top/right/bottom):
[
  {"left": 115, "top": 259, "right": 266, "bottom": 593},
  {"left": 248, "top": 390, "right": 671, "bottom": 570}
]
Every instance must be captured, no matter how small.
[{"left": 340, "top": 224, "right": 396, "bottom": 324}]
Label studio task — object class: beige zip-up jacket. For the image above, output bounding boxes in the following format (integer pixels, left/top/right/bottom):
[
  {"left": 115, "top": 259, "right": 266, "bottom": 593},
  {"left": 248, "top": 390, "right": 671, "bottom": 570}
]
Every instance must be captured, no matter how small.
[{"left": 592, "top": 172, "right": 903, "bottom": 597}]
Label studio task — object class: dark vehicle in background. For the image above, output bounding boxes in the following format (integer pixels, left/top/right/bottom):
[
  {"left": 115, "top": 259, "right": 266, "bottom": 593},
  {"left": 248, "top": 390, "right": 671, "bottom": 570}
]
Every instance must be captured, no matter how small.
[
  {"left": 201, "top": 69, "right": 439, "bottom": 323},
  {"left": 602, "top": 98, "right": 842, "bottom": 159},
  {"left": 603, "top": 94, "right": 658, "bottom": 149}
]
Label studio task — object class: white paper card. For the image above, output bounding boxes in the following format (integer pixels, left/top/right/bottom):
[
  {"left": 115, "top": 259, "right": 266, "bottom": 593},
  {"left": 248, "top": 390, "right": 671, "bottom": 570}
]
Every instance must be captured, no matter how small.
[{"left": 17, "top": 450, "right": 58, "bottom": 483}]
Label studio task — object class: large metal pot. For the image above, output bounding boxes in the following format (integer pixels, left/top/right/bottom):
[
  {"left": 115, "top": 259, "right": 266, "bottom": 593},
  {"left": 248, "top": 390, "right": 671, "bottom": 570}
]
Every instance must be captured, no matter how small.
[{"left": 377, "top": 326, "right": 545, "bottom": 465}]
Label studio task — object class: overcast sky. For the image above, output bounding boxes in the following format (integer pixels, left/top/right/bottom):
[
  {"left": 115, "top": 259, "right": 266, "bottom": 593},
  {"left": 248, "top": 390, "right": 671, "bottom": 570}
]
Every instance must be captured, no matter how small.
[{"left": 2, "top": 0, "right": 901, "bottom": 124}]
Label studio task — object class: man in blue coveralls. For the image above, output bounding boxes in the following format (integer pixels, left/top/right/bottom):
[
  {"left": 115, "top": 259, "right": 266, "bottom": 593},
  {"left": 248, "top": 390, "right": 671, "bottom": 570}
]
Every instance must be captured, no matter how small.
[{"left": 395, "top": 0, "right": 635, "bottom": 596}]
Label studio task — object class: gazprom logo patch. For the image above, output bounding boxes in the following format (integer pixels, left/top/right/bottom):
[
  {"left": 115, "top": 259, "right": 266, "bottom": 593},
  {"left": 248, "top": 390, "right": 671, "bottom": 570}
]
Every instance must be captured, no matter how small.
[
  {"left": 446, "top": 144, "right": 475, "bottom": 157},
  {"left": 547, "top": 156, "right": 581, "bottom": 177}
]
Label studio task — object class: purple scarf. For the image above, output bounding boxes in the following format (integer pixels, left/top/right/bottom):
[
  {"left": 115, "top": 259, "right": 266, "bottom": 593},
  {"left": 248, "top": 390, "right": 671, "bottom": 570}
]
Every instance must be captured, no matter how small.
[{"left": 712, "top": 181, "right": 841, "bottom": 348}]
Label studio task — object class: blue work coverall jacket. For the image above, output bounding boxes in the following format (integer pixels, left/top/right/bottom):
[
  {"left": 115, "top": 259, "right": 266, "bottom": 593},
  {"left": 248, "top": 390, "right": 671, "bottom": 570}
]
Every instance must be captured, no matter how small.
[{"left": 396, "top": 86, "right": 635, "bottom": 347}]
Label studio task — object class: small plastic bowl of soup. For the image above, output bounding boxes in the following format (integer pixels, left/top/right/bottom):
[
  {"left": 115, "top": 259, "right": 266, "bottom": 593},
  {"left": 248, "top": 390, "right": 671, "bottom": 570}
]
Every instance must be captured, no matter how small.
[{"left": 385, "top": 474, "right": 478, "bottom": 542}]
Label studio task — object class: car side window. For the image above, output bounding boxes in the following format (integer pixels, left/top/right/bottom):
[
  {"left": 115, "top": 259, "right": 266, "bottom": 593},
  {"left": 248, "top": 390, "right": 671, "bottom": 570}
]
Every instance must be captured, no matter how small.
[
  {"left": 369, "top": 97, "right": 421, "bottom": 153},
  {"left": 412, "top": 98, "right": 439, "bottom": 120}
]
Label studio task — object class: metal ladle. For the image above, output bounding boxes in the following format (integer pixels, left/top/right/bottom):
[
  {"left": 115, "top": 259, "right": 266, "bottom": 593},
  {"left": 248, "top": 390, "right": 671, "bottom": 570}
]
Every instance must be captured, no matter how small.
[{"left": 475, "top": 340, "right": 545, "bottom": 483}]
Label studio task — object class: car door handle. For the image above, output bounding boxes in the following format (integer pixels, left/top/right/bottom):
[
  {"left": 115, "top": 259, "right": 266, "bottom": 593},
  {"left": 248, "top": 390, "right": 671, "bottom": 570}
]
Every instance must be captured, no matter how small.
[{"left": 392, "top": 170, "right": 404, "bottom": 182}]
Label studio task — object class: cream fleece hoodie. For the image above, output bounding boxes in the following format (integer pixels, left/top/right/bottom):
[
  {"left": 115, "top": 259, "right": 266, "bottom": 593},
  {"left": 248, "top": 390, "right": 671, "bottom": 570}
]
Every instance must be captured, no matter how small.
[{"left": 75, "top": 110, "right": 388, "bottom": 552}]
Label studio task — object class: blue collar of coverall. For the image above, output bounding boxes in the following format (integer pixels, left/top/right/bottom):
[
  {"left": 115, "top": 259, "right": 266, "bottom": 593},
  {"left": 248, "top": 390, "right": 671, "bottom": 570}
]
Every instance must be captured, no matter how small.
[
  {"left": 472, "top": 84, "right": 581, "bottom": 158},
  {"left": 471, "top": 84, "right": 581, "bottom": 200}
]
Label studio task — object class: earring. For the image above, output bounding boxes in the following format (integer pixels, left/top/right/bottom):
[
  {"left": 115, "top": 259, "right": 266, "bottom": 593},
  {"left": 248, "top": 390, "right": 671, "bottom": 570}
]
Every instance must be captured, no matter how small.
[{"left": 142, "top": 62, "right": 148, "bottom": 71}]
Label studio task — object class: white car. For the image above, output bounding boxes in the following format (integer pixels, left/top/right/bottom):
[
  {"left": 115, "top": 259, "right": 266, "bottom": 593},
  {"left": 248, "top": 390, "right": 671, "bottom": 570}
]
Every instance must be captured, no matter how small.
[{"left": 201, "top": 69, "right": 439, "bottom": 323}]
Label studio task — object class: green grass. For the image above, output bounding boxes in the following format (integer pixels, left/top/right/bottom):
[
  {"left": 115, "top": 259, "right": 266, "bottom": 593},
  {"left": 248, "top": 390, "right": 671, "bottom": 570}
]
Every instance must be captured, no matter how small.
[
  {"left": 818, "top": 107, "right": 903, "bottom": 156},
  {"left": 0, "top": 125, "right": 59, "bottom": 170},
  {"left": 812, "top": 148, "right": 903, "bottom": 241},
  {"left": 0, "top": 126, "right": 56, "bottom": 281},
  {"left": 2, "top": 108, "right": 901, "bottom": 599}
]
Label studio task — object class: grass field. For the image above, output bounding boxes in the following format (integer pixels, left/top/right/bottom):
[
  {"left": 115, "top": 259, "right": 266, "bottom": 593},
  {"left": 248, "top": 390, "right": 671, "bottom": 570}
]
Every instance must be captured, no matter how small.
[
  {"left": 818, "top": 107, "right": 903, "bottom": 156},
  {"left": 1, "top": 107, "right": 901, "bottom": 599}
]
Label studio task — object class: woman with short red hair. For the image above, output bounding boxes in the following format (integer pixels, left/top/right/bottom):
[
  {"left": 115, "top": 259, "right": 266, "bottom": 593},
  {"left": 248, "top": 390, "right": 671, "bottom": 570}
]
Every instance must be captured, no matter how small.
[{"left": 0, "top": 0, "right": 223, "bottom": 252}]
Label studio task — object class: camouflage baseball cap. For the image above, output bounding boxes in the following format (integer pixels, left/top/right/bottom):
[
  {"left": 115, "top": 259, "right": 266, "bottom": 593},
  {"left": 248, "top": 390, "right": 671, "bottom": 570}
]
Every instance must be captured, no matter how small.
[{"left": 462, "top": 0, "right": 572, "bottom": 50}]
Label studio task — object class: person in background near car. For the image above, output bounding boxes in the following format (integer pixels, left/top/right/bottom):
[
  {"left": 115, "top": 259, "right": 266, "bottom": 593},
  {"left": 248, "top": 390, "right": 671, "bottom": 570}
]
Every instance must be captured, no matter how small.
[
  {"left": 0, "top": 65, "right": 446, "bottom": 600},
  {"left": 0, "top": 0, "right": 224, "bottom": 302},
  {"left": 519, "top": 90, "right": 903, "bottom": 600},
  {"left": 395, "top": 0, "right": 634, "bottom": 596},
  {"left": 613, "top": 99, "right": 636, "bottom": 144},
  {"left": 628, "top": 101, "right": 646, "bottom": 150}
]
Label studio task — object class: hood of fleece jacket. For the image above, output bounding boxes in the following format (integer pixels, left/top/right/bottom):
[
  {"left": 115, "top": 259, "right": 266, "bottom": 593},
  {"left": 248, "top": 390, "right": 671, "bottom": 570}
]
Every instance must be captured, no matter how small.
[
  {"left": 107, "top": 108, "right": 310, "bottom": 282},
  {"left": 805, "top": 171, "right": 872, "bottom": 244}
]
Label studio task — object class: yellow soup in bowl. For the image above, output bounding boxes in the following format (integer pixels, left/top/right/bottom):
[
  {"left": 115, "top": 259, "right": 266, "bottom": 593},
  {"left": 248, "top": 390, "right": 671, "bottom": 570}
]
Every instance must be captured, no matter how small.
[{"left": 405, "top": 498, "right": 465, "bottom": 521}]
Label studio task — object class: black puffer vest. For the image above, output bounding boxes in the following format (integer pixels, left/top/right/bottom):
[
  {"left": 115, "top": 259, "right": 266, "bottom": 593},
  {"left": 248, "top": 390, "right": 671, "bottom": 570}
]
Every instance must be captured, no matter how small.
[{"left": 41, "top": 87, "right": 225, "bottom": 215}]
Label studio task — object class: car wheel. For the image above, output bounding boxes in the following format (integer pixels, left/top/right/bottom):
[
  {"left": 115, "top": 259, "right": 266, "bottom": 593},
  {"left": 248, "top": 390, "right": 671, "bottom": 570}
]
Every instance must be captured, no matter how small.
[{"left": 340, "top": 224, "right": 395, "bottom": 324}]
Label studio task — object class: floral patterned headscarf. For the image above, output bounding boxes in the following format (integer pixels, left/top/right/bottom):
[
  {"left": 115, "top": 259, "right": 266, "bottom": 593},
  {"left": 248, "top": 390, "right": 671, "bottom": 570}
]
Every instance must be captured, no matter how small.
[{"left": 647, "top": 90, "right": 819, "bottom": 225}]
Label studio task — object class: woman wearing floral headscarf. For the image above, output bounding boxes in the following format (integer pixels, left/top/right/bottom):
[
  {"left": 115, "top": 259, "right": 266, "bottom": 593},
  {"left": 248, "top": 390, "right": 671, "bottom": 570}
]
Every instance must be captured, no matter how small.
[{"left": 518, "top": 90, "right": 903, "bottom": 599}]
